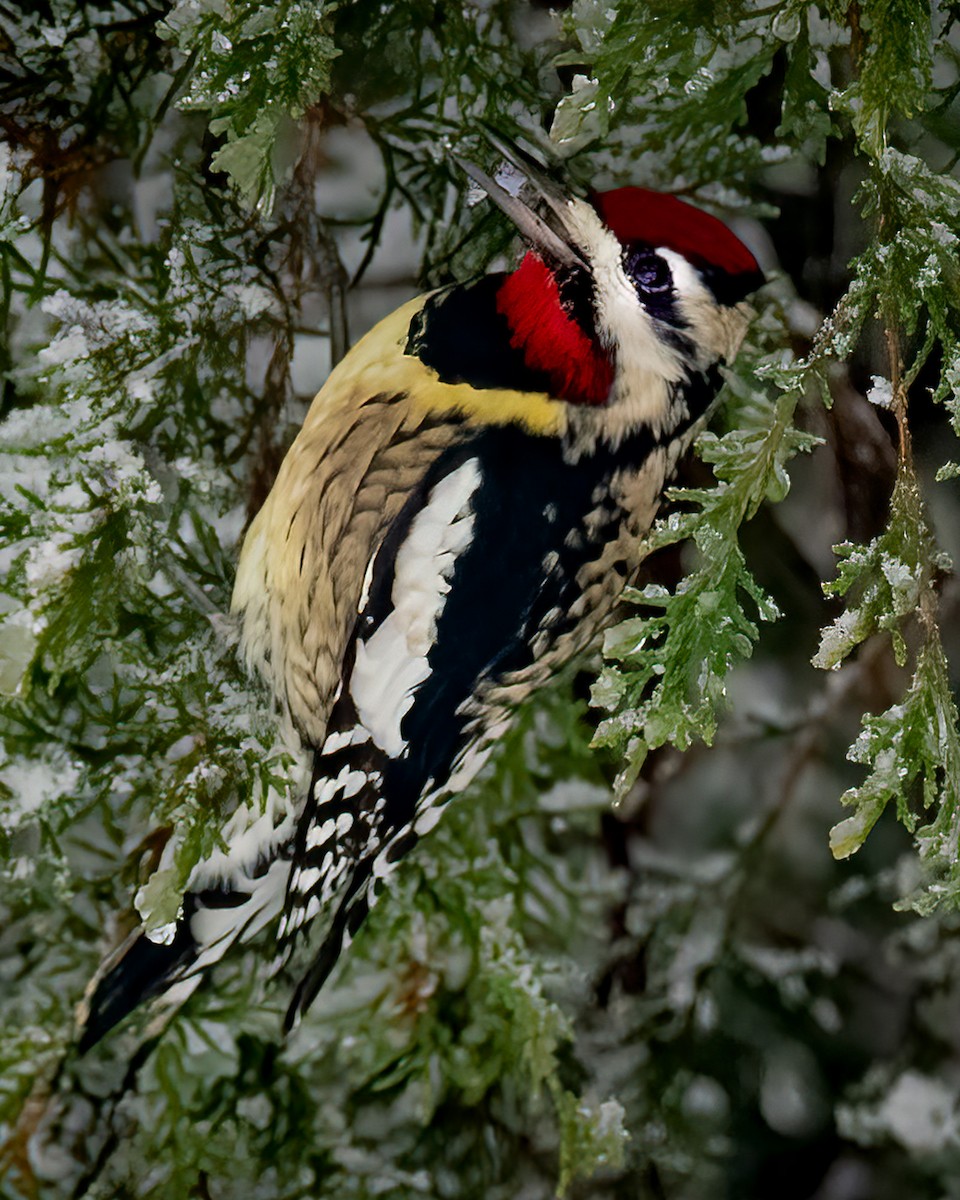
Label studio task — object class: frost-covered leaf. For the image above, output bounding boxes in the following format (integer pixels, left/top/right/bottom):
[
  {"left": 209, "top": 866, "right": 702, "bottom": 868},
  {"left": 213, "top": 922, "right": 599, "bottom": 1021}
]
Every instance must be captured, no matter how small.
[
  {"left": 813, "top": 476, "right": 934, "bottom": 671},
  {"left": 776, "top": 16, "right": 834, "bottom": 162},
  {"left": 829, "top": 634, "right": 960, "bottom": 867},
  {"left": 593, "top": 383, "right": 815, "bottom": 797},
  {"left": 834, "top": 0, "right": 932, "bottom": 158},
  {"left": 554, "top": 1091, "right": 628, "bottom": 1196},
  {"left": 556, "top": 0, "right": 835, "bottom": 201},
  {"left": 165, "top": 0, "right": 340, "bottom": 209}
]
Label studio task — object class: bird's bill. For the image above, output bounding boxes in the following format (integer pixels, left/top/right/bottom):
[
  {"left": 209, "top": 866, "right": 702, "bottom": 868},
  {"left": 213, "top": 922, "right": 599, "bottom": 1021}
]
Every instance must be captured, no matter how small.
[{"left": 453, "top": 133, "right": 588, "bottom": 271}]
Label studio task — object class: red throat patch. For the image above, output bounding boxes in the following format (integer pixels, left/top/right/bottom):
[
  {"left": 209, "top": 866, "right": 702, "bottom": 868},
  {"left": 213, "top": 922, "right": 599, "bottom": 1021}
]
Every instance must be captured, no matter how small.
[{"left": 496, "top": 253, "right": 613, "bottom": 407}]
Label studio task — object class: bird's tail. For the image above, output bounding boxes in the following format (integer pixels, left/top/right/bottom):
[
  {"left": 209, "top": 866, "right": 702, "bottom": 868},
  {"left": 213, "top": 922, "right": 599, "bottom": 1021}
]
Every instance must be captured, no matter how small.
[
  {"left": 1, "top": 801, "right": 299, "bottom": 1195},
  {"left": 78, "top": 800, "right": 296, "bottom": 1051}
]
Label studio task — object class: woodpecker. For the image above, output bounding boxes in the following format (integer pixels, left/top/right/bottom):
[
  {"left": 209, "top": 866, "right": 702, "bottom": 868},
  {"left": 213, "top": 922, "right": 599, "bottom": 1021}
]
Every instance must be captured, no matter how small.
[{"left": 77, "top": 139, "right": 763, "bottom": 1048}]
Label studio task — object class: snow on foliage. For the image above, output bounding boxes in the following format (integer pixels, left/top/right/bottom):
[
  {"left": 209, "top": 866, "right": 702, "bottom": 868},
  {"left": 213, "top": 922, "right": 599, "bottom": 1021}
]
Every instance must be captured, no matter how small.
[{"left": 3, "top": 1, "right": 960, "bottom": 1198}]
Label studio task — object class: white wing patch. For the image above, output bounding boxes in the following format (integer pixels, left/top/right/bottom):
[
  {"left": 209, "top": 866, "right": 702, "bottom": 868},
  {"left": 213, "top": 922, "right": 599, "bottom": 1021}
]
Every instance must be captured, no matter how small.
[{"left": 349, "top": 458, "right": 482, "bottom": 757}]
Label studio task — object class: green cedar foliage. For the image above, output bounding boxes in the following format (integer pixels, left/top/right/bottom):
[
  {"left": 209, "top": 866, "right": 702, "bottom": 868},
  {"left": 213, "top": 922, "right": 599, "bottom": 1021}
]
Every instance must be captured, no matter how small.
[
  {"left": 581, "top": 3, "right": 960, "bottom": 912},
  {"left": 2, "top": 2, "right": 960, "bottom": 1198}
]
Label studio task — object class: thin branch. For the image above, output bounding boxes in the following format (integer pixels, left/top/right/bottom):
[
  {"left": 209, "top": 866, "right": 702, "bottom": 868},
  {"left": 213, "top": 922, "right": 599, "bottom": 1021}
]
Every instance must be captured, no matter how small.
[{"left": 885, "top": 320, "right": 911, "bottom": 468}]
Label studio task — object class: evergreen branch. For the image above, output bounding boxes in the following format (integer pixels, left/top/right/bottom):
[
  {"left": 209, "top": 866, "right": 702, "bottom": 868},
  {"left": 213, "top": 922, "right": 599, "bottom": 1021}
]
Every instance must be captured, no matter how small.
[
  {"left": 813, "top": 84, "right": 960, "bottom": 903},
  {"left": 592, "top": 382, "right": 814, "bottom": 798}
]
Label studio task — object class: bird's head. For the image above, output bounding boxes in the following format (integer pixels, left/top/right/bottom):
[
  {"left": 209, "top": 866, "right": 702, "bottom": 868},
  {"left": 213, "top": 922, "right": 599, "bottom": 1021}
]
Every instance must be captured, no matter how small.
[{"left": 459, "top": 136, "right": 764, "bottom": 444}]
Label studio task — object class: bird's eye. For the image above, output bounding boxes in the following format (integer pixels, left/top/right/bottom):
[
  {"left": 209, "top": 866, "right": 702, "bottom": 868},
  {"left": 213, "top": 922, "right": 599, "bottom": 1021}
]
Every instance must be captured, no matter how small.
[{"left": 625, "top": 248, "right": 672, "bottom": 296}]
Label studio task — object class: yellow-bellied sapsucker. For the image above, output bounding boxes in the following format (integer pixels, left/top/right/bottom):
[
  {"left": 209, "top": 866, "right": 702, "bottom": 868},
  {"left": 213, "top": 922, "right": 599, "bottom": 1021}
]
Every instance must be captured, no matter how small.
[{"left": 79, "top": 137, "right": 763, "bottom": 1048}]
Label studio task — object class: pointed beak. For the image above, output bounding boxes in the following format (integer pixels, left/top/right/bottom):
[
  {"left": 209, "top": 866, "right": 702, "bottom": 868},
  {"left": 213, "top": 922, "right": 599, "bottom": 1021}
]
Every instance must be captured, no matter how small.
[{"left": 452, "top": 130, "right": 589, "bottom": 271}]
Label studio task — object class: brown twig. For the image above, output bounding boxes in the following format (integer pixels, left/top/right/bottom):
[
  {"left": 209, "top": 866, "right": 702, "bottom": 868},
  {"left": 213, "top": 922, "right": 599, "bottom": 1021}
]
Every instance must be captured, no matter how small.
[
  {"left": 885, "top": 322, "right": 912, "bottom": 470},
  {"left": 847, "top": 1, "right": 865, "bottom": 72},
  {"left": 245, "top": 107, "right": 350, "bottom": 520}
]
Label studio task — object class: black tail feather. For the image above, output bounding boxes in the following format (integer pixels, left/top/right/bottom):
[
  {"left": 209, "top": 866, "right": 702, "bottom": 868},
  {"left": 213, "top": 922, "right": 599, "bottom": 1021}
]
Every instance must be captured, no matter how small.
[{"left": 77, "top": 906, "right": 199, "bottom": 1053}]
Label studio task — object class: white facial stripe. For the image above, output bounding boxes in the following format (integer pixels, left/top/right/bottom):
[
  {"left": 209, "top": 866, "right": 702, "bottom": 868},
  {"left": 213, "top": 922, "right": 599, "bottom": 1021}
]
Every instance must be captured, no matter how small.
[
  {"left": 593, "top": 229, "right": 685, "bottom": 381},
  {"left": 656, "top": 246, "right": 702, "bottom": 301},
  {"left": 561, "top": 198, "right": 686, "bottom": 436},
  {"left": 350, "top": 459, "right": 482, "bottom": 757},
  {"left": 656, "top": 247, "right": 745, "bottom": 368}
]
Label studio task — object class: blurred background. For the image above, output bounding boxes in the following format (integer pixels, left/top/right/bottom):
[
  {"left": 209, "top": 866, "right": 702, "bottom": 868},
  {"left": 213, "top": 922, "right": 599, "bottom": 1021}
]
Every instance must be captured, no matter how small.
[{"left": 2, "top": 2, "right": 960, "bottom": 1198}]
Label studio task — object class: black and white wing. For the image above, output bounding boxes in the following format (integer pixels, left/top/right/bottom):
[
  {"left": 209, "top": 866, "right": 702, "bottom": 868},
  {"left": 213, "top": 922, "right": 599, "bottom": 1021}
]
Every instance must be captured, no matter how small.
[{"left": 277, "top": 419, "right": 666, "bottom": 1025}]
